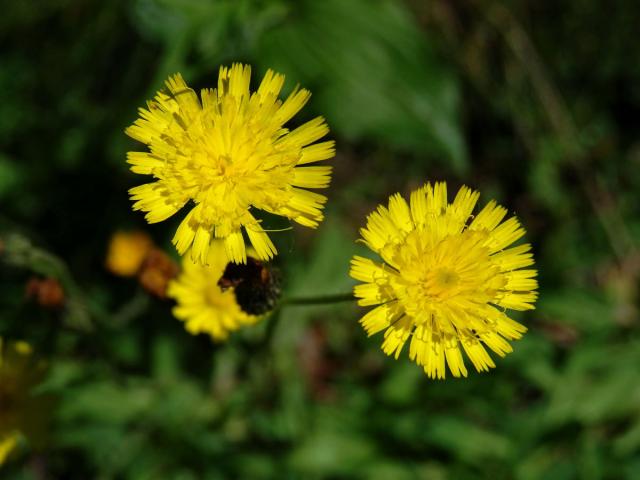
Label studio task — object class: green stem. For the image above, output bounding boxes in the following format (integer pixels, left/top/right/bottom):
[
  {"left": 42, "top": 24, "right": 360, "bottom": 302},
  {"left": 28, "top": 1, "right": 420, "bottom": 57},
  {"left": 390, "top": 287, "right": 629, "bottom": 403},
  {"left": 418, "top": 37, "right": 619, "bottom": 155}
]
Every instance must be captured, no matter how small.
[{"left": 281, "top": 293, "right": 356, "bottom": 306}]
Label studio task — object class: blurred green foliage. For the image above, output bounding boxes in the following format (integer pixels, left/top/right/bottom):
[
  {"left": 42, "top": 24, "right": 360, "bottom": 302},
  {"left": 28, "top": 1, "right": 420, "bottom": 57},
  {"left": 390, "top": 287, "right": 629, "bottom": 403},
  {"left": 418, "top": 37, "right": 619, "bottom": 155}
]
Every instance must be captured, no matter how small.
[{"left": 1, "top": 0, "right": 640, "bottom": 478}]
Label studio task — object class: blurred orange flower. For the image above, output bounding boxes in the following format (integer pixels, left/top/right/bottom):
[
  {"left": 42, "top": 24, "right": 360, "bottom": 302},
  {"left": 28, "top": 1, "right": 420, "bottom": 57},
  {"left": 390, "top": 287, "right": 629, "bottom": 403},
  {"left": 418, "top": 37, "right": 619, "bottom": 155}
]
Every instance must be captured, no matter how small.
[
  {"left": 105, "top": 231, "right": 153, "bottom": 277},
  {"left": 25, "top": 277, "right": 65, "bottom": 309},
  {"left": 138, "top": 248, "right": 179, "bottom": 299}
]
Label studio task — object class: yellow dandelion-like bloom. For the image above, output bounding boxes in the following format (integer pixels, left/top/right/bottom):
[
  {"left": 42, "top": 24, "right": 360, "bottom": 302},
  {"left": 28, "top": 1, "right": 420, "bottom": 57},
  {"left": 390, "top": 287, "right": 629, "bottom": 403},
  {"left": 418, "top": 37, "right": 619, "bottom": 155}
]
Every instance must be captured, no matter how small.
[
  {"left": 167, "top": 241, "right": 261, "bottom": 341},
  {"left": 126, "top": 63, "right": 335, "bottom": 264},
  {"left": 350, "top": 182, "right": 538, "bottom": 379}
]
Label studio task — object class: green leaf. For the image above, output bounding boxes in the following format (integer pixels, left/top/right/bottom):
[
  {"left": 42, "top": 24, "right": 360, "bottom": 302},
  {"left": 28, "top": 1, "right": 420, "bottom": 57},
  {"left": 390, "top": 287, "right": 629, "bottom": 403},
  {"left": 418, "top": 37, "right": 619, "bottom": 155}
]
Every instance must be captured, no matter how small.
[
  {"left": 0, "top": 155, "right": 23, "bottom": 200},
  {"left": 255, "top": 0, "right": 466, "bottom": 172},
  {"left": 289, "top": 429, "right": 375, "bottom": 476},
  {"left": 425, "top": 416, "right": 511, "bottom": 463}
]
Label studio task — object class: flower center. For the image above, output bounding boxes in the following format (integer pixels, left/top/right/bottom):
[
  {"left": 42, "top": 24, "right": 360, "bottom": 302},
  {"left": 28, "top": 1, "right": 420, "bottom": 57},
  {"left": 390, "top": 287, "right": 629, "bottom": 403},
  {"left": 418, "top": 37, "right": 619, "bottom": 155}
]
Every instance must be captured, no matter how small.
[
  {"left": 215, "top": 155, "right": 232, "bottom": 176},
  {"left": 424, "top": 267, "right": 460, "bottom": 298},
  {"left": 392, "top": 229, "right": 505, "bottom": 319}
]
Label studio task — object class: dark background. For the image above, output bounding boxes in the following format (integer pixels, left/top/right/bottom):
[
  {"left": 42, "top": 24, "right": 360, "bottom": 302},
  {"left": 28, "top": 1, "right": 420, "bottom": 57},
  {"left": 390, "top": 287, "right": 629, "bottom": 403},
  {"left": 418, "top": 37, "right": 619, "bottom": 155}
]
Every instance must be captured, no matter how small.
[{"left": 2, "top": 0, "right": 640, "bottom": 478}]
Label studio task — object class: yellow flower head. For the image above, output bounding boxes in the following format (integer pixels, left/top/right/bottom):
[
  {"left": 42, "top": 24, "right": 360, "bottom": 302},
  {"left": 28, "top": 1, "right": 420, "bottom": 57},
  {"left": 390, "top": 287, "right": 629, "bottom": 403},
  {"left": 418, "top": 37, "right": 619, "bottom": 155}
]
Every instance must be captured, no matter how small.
[
  {"left": 350, "top": 182, "right": 538, "bottom": 379},
  {"left": 126, "top": 63, "right": 335, "bottom": 264},
  {"left": 0, "top": 339, "right": 50, "bottom": 466},
  {"left": 105, "top": 230, "right": 153, "bottom": 277},
  {"left": 167, "top": 241, "right": 262, "bottom": 341}
]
